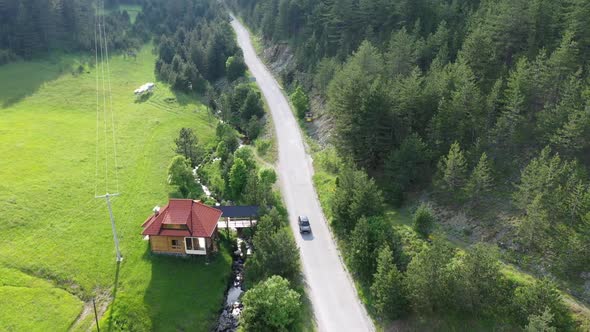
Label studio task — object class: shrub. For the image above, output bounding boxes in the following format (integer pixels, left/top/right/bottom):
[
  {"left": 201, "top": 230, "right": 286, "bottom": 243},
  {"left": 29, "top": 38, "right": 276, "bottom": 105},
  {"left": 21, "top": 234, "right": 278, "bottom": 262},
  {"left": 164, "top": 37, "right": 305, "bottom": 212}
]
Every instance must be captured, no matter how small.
[
  {"left": 240, "top": 276, "right": 301, "bottom": 332},
  {"left": 412, "top": 203, "right": 435, "bottom": 238},
  {"left": 226, "top": 55, "right": 247, "bottom": 81},
  {"left": 247, "top": 227, "right": 300, "bottom": 284},
  {"left": 290, "top": 86, "right": 309, "bottom": 119},
  {"left": 255, "top": 139, "right": 272, "bottom": 157},
  {"left": 167, "top": 156, "right": 203, "bottom": 199}
]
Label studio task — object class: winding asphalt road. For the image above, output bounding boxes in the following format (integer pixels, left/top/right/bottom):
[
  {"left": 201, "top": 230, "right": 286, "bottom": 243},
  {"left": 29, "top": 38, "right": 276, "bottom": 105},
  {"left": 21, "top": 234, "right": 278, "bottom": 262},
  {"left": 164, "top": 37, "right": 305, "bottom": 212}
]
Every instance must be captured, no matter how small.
[{"left": 231, "top": 16, "right": 375, "bottom": 332}]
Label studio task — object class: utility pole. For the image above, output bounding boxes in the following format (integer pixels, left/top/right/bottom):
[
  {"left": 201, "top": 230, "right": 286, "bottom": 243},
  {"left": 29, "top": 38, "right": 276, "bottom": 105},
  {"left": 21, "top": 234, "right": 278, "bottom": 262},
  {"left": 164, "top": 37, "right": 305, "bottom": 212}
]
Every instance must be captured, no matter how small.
[{"left": 96, "top": 193, "right": 122, "bottom": 262}]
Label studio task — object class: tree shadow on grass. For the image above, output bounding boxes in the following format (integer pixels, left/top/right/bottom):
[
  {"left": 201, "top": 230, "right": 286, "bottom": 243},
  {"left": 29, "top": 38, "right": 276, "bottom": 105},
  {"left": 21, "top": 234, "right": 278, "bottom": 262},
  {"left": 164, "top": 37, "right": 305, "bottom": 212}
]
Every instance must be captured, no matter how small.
[
  {"left": 0, "top": 56, "right": 79, "bottom": 108},
  {"left": 142, "top": 243, "right": 232, "bottom": 331},
  {"left": 171, "top": 88, "right": 210, "bottom": 108},
  {"left": 133, "top": 92, "right": 152, "bottom": 103}
]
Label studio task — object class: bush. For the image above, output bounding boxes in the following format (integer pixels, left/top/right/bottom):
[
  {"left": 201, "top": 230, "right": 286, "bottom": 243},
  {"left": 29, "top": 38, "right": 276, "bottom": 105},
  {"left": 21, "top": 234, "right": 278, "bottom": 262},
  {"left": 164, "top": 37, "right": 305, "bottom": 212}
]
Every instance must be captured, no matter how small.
[
  {"left": 255, "top": 139, "right": 272, "bottom": 157},
  {"left": 167, "top": 156, "right": 203, "bottom": 199},
  {"left": 226, "top": 55, "right": 247, "bottom": 81},
  {"left": 240, "top": 276, "right": 301, "bottom": 332},
  {"left": 247, "top": 227, "right": 300, "bottom": 284},
  {"left": 315, "top": 145, "right": 341, "bottom": 174},
  {"left": 412, "top": 203, "right": 435, "bottom": 238},
  {"left": 290, "top": 86, "right": 309, "bottom": 119}
]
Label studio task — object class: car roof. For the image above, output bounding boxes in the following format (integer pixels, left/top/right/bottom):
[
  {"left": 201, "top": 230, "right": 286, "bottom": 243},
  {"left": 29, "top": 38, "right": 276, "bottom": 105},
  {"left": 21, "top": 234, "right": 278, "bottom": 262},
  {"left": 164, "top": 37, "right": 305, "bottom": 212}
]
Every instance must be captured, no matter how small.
[{"left": 299, "top": 215, "right": 309, "bottom": 221}]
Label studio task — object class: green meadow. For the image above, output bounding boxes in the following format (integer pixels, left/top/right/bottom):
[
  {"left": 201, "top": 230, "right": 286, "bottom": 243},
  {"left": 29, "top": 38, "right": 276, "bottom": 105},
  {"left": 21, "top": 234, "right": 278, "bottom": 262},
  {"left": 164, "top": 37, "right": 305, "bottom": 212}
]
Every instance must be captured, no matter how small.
[{"left": 0, "top": 45, "right": 231, "bottom": 331}]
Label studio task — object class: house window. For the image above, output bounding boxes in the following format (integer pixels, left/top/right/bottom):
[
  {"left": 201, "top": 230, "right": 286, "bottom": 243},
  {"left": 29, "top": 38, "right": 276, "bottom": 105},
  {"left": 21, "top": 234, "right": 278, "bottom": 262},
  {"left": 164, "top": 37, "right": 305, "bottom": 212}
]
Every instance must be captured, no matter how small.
[
  {"left": 171, "top": 239, "right": 181, "bottom": 249},
  {"left": 184, "top": 237, "right": 202, "bottom": 251}
]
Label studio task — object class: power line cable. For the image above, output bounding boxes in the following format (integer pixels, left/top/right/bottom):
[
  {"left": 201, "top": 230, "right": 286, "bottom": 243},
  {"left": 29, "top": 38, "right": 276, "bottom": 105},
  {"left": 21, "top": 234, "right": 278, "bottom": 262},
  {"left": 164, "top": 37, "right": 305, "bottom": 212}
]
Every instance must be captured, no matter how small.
[
  {"left": 94, "top": 0, "right": 101, "bottom": 198},
  {"left": 101, "top": 3, "right": 120, "bottom": 194}
]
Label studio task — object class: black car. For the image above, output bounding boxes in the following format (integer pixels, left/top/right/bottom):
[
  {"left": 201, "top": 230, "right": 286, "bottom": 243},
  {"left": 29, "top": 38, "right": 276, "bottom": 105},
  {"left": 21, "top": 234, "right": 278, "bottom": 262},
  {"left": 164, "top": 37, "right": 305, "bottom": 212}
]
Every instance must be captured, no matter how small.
[{"left": 298, "top": 216, "right": 311, "bottom": 233}]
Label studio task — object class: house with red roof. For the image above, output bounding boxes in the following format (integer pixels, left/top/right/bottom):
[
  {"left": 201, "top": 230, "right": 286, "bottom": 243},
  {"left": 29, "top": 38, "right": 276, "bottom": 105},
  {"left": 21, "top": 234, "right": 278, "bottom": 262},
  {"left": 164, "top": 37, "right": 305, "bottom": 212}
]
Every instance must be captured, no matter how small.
[{"left": 142, "top": 199, "right": 222, "bottom": 255}]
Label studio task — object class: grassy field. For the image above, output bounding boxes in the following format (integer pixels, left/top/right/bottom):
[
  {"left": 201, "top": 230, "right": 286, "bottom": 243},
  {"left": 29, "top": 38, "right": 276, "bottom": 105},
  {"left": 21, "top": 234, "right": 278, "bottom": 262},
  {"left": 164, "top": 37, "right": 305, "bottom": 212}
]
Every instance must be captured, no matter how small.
[{"left": 0, "top": 45, "right": 231, "bottom": 331}]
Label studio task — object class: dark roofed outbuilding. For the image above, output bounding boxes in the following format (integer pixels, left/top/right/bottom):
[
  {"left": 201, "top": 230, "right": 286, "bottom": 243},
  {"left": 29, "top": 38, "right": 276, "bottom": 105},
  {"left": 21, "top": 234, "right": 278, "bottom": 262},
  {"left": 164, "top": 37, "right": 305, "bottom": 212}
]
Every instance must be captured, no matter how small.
[{"left": 218, "top": 205, "right": 259, "bottom": 218}]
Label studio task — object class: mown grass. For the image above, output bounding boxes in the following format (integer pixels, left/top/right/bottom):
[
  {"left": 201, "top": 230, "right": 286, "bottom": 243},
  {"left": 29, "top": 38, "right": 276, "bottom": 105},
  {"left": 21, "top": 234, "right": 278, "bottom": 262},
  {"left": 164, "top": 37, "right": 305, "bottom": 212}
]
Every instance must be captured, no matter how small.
[
  {"left": 0, "top": 45, "right": 231, "bottom": 331},
  {"left": 0, "top": 267, "right": 83, "bottom": 331}
]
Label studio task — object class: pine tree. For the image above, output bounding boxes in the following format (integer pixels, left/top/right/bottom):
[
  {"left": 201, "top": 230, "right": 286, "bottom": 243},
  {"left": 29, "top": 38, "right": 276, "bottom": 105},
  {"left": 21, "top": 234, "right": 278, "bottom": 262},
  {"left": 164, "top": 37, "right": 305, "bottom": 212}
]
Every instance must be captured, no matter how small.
[
  {"left": 550, "top": 106, "right": 590, "bottom": 157},
  {"left": 174, "top": 128, "right": 204, "bottom": 167},
  {"left": 565, "top": 181, "right": 590, "bottom": 226},
  {"left": 370, "top": 245, "right": 406, "bottom": 320},
  {"left": 451, "top": 244, "right": 506, "bottom": 316},
  {"left": 525, "top": 307, "right": 556, "bottom": 332},
  {"left": 385, "top": 27, "right": 418, "bottom": 78},
  {"left": 383, "top": 133, "right": 430, "bottom": 205},
  {"left": 513, "top": 278, "right": 573, "bottom": 330},
  {"left": 332, "top": 166, "right": 384, "bottom": 234},
  {"left": 404, "top": 239, "right": 455, "bottom": 314},
  {"left": 519, "top": 194, "right": 550, "bottom": 250},
  {"left": 347, "top": 217, "right": 373, "bottom": 281},
  {"left": 436, "top": 142, "right": 467, "bottom": 196},
  {"left": 567, "top": 0, "right": 590, "bottom": 64},
  {"left": 327, "top": 41, "right": 388, "bottom": 168},
  {"left": 465, "top": 152, "right": 494, "bottom": 202}
]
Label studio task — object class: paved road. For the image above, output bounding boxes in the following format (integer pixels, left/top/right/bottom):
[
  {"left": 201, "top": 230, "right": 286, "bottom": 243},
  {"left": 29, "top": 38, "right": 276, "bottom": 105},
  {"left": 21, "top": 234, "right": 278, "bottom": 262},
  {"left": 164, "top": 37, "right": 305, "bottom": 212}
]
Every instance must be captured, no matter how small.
[{"left": 231, "top": 16, "right": 375, "bottom": 332}]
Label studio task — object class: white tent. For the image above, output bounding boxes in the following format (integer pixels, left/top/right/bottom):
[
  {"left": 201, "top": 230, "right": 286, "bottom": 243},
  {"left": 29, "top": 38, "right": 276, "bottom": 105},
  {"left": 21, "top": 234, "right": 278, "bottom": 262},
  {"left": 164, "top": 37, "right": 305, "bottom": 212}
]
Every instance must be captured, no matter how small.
[{"left": 134, "top": 82, "right": 155, "bottom": 95}]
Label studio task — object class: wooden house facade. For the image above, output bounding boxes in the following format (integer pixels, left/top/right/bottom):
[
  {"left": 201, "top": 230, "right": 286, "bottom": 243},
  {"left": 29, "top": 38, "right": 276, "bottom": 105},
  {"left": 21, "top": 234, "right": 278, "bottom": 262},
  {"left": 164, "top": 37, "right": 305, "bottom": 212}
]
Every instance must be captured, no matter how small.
[{"left": 142, "top": 199, "right": 222, "bottom": 256}]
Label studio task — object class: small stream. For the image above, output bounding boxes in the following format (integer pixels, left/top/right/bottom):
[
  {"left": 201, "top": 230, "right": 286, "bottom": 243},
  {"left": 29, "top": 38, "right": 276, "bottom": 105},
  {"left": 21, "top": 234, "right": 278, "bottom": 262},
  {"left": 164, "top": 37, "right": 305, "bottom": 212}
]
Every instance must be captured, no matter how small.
[
  {"left": 193, "top": 166, "right": 215, "bottom": 201},
  {"left": 215, "top": 236, "right": 250, "bottom": 332}
]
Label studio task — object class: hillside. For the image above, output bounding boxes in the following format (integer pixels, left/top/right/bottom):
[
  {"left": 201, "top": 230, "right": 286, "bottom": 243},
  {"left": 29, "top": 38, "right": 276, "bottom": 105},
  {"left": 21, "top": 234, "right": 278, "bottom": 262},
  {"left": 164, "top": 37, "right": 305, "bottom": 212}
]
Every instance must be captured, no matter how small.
[{"left": 229, "top": 0, "right": 590, "bottom": 330}]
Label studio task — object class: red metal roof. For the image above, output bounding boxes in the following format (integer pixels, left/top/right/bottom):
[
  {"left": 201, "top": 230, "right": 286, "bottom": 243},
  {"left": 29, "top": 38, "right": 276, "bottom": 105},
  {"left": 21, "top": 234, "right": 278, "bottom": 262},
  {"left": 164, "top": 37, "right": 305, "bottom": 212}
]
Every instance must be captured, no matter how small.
[{"left": 142, "top": 199, "right": 222, "bottom": 238}]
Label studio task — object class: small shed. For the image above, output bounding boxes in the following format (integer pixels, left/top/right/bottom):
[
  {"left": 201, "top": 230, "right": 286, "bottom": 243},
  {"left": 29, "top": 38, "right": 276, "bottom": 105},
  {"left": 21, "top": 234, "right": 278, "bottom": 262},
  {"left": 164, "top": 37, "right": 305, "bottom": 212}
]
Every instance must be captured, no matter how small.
[{"left": 217, "top": 206, "right": 259, "bottom": 229}]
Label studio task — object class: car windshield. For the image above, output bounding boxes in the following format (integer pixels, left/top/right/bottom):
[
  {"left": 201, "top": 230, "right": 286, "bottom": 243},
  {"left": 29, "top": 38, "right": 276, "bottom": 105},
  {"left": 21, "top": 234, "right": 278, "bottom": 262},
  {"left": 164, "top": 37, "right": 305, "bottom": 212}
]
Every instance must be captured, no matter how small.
[{"left": 302, "top": 221, "right": 310, "bottom": 226}]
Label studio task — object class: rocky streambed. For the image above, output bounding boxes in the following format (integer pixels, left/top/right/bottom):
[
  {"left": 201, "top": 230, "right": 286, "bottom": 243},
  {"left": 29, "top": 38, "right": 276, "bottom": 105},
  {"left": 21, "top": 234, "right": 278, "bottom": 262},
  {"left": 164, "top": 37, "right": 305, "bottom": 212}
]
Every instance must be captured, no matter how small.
[{"left": 215, "top": 237, "right": 250, "bottom": 332}]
